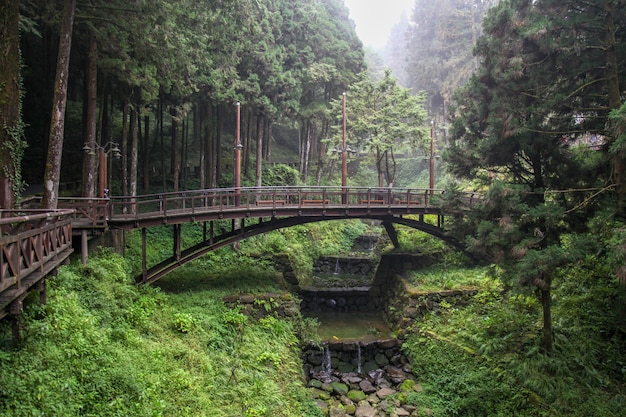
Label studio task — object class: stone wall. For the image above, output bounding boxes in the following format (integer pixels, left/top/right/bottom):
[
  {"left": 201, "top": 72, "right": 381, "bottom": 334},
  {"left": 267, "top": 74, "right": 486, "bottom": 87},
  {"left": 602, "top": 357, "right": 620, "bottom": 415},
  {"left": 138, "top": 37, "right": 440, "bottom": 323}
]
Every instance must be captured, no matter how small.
[
  {"left": 313, "top": 256, "right": 377, "bottom": 277},
  {"left": 298, "top": 287, "right": 381, "bottom": 312},
  {"left": 302, "top": 338, "right": 403, "bottom": 376},
  {"left": 222, "top": 292, "right": 300, "bottom": 319},
  {"left": 372, "top": 253, "right": 479, "bottom": 334}
]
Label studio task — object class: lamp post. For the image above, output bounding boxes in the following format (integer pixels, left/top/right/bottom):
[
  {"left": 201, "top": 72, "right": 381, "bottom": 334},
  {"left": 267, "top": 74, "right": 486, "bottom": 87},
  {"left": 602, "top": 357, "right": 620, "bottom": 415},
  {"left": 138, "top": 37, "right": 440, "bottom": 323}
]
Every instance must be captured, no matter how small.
[
  {"left": 234, "top": 102, "right": 242, "bottom": 207},
  {"left": 82, "top": 141, "right": 121, "bottom": 198},
  {"left": 341, "top": 92, "right": 347, "bottom": 204},
  {"left": 429, "top": 120, "right": 435, "bottom": 193}
]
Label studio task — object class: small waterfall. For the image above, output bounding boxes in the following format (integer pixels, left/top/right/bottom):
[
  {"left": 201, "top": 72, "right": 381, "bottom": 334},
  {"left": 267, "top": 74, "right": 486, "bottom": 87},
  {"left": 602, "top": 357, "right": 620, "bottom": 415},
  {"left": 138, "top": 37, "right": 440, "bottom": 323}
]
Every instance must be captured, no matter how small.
[
  {"left": 368, "top": 236, "right": 374, "bottom": 252},
  {"left": 356, "top": 343, "right": 362, "bottom": 374},
  {"left": 333, "top": 258, "right": 340, "bottom": 275},
  {"left": 322, "top": 344, "right": 332, "bottom": 375}
]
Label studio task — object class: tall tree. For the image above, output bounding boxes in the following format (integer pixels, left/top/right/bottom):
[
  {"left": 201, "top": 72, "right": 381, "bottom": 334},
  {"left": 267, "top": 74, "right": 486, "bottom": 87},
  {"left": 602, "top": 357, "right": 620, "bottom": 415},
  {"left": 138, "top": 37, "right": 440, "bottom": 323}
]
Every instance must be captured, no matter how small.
[
  {"left": 41, "top": 0, "right": 76, "bottom": 209},
  {"left": 328, "top": 70, "right": 428, "bottom": 187},
  {"left": 0, "top": 0, "right": 26, "bottom": 208},
  {"left": 446, "top": 0, "right": 626, "bottom": 351}
]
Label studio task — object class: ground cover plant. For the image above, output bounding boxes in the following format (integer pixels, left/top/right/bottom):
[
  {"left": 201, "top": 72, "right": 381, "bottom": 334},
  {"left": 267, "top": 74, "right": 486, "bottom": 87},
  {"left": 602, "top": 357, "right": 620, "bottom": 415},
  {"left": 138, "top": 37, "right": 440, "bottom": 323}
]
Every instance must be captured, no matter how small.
[
  {"left": 0, "top": 249, "right": 322, "bottom": 417},
  {"left": 403, "top": 243, "right": 626, "bottom": 416}
]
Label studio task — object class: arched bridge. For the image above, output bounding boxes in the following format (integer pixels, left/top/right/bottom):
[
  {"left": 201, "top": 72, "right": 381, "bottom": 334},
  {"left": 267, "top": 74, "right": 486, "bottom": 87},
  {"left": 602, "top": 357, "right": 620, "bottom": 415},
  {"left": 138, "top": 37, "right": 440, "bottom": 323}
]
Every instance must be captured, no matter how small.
[
  {"left": 95, "top": 186, "right": 479, "bottom": 284},
  {"left": 0, "top": 187, "right": 479, "bottom": 339},
  {"left": 3, "top": 186, "right": 480, "bottom": 333}
]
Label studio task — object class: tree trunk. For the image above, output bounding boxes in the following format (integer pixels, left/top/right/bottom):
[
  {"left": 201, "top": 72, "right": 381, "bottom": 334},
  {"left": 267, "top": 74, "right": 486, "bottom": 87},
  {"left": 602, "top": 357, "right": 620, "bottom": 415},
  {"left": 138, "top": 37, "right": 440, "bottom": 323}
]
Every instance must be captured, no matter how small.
[
  {"left": 215, "top": 106, "right": 223, "bottom": 184},
  {"left": 121, "top": 98, "right": 129, "bottom": 198},
  {"left": 181, "top": 116, "right": 188, "bottom": 189},
  {"left": 0, "top": 0, "right": 22, "bottom": 209},
  {"left": 541, "top": 287, "right": 553, "bottom": 352},
  {"left": 199, "top": 101, "right": 207, "bottom": 189},
  {"left": 376, "top": 149, "right": 384, "bottom": 187},
  {"left": 159, "top": 96, "right": 165, "bottom": 190},
  {"left": 82, "top": 35, "right": 97, "bottom": 198},
  {"left": 266, "top": 121, "right": 273, "bottom": 162},
  {"left": 42, "top": 0, "right": 76, "bottom": 209},
  {"left": 129, "top": 103, "right": 138, "bottom": 213},
  {"left": 171, "top": 111, "right": 179, "bottom": 192},
  {"left": 143, "top": 114, "right": 150, "bottom": 192},
  {"left": 255, "top": 114, "right": 263, "bottom": 187},
  {"left": 603, "top": 2, "right": 626, "bottom": 214},
  {"left": 243, "top": 107, "right": 251, "bottom": 178}
]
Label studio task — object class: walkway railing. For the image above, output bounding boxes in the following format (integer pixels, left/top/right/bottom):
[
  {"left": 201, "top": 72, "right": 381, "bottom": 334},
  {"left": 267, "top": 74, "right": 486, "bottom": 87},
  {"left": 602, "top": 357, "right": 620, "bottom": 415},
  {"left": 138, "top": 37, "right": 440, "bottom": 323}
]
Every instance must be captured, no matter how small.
[
  {"left": 106, "top": 186, "right": 480, "bottom": 220},
  {"left": 0, "top": 209, "right": 75, "bottom": 320}
]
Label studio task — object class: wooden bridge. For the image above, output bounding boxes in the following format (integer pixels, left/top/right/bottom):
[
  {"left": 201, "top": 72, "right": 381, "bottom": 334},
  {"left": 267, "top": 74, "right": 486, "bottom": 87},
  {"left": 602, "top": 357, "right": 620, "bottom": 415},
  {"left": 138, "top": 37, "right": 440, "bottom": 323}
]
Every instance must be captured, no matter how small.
[
  {"left": 101, "top": 186, "right": 478, "bottom": 284},
  {"left": 3, "top": 186, "right": 479, "bottom": 334},
  {"left": 0, "top": 209, "right": 74, "bottom": 339}
]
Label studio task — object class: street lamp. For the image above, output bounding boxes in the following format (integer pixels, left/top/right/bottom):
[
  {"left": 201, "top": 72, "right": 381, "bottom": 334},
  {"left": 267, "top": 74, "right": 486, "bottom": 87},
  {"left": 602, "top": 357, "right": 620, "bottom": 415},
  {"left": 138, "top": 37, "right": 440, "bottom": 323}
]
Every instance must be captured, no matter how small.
[
  {"left": 82, "top": 141, "right": 121, "bottom": 198},
  {"left": 342, "top": 92, "right": 347, "bottom": 203},
  {"left": 429, "top": 120, "right": 435, "bottom": 193},
  {"left": 234, "top": 102, "right": 242, "bottom": 207}
]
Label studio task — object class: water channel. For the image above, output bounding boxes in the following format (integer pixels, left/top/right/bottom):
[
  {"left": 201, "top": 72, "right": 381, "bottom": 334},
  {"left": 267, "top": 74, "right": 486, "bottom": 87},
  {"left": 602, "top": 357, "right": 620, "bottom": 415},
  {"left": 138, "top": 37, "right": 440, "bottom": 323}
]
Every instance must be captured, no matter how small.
[{"left": 298, "top": 237, "right": 422, "bottom": 416}]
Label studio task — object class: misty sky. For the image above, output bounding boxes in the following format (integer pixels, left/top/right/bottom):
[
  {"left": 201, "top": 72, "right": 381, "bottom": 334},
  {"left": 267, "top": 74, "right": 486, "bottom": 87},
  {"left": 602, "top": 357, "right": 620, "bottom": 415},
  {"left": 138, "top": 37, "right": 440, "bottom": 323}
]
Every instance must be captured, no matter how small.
[{"left": 344, "top": 0, "right": 414, "bottom": 49}]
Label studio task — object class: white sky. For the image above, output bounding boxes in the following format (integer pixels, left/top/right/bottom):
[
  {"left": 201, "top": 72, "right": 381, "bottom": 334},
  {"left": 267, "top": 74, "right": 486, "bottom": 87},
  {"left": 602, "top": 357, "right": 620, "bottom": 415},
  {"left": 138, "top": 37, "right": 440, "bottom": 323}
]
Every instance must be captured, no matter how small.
[{"left": 344, "top": 0, "right": 414, "bottom": 49}]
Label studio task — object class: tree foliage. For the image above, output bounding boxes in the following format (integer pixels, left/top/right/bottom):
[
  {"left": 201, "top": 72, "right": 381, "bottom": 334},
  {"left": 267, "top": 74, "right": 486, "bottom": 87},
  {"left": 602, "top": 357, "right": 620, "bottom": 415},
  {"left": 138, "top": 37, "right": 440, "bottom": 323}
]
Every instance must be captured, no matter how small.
[
  {"left": 327, "top": 70, "right": 429, "bottom": 187},
  {"left": 445, "top": 0, "right": 626, "bottom": 351}
]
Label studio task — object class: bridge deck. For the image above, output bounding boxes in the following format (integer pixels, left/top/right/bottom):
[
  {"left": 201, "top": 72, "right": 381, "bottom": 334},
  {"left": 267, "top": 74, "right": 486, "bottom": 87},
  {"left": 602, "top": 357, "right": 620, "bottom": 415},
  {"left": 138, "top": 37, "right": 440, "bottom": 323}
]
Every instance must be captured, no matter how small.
[
  {"left": 17, "top": 186, "right": 481, "bottom": 285},
  {"left": 102, "top": 186, "right": 477, "bottom": 229},
  {"left": 0, "top": 210, "right": 74, "bottom": 321}
]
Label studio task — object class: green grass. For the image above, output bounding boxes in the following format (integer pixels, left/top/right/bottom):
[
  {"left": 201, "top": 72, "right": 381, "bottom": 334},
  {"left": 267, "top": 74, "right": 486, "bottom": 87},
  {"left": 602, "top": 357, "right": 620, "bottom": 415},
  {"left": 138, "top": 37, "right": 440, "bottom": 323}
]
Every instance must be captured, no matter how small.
[
  {"left": 404, "top": 265, "right": 626, "bottom": 417},
  {"left": 405, "top": 264, "right": 492, "bottom": 291},
  {"left": 0, "top": 250, "right": 322, "bottom": 417}
]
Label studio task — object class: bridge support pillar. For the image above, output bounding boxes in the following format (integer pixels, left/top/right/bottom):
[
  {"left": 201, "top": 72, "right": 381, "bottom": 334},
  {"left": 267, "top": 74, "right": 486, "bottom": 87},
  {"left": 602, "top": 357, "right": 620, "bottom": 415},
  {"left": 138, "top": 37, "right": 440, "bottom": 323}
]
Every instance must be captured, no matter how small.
[
  {"left": 81, "top": 229, "right": 88, "bottom": 265},
  {"left": 9, "top": 297, "right": 24, "bottom": 346},
  {"left": 382, "top": 221, "right": 400, "bottom": 249},
  {"left": 173, "top": 224, "right": 181, "bottom": 260},
  {"left": 141, "top": 228, "right": 147, "bottom": 283}
]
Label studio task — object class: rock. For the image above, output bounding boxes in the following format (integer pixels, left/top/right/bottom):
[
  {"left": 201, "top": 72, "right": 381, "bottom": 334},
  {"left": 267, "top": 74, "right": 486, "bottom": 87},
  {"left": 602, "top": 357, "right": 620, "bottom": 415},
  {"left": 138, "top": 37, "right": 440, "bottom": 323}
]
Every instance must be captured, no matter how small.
[
  {"left": 375, "top": 353, "right": 389, "bottom": 367},
  {"left": 309, "top": 379, "right": 323, "bottom": 389},
  {"left": 355, "top": 404, "right": 377, "bottom": 417},
  {"left": 330, "top": 405, "right": 347, "bottom": 417},
  {"left": 387, "top": 366, "right": 407, "bottom": 384},
  {"left": 347, "top": 390, "right": 367, "bottom": 402},
  {"left": 331, "top": 382, "right": 349, "bottom": 396},
  {"left": 342, "top": 375, "right": 362, "bottom": 385},
  {"left": 377, "top": 338, "right": 398, "bottom": 349},
  {"left": 344, "top": 403, "right": 357, "bottom": 415},
  {"left": 376, "top": 387, "right": 396, "bottom": 399},
  {"left": 395, "top": 407, "right": 411, "bottom": 416},
  {"left": 359, "top": 379, "right": 377, "bottom": 394},
  {"left": 319, "top": 391, "right": 332, "bottom": 401},
  {"left": 375, "top": 376, "right": 391, "bottom": 389},
  {"left": 309, "top": 388, "right": 325, "bottom": 399}
]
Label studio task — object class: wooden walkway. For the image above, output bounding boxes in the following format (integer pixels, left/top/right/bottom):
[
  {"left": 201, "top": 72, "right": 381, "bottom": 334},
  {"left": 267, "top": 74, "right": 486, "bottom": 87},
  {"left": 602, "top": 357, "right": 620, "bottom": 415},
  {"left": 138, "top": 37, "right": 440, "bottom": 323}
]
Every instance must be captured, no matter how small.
[{"left": 0, "top": 209, "right": 74, "bottom": 337}]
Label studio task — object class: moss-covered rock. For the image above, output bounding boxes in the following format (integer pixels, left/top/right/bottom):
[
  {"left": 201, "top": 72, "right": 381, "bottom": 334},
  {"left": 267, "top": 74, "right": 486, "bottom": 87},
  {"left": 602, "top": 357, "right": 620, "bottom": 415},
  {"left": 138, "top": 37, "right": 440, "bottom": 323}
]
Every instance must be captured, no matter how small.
[
  {"left": 347, "top": 390, "right": 367, "bottom": 402},
  {"left": 331, "top": 381, "right": 349, "bottom": 396}
]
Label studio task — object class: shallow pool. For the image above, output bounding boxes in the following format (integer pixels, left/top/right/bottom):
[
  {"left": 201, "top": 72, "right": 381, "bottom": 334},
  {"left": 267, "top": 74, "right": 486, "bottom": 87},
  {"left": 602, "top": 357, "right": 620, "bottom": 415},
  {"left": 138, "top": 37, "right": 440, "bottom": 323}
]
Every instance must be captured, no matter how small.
[{"left": 306, "top": 310, "right": 392, "bottom": 342}]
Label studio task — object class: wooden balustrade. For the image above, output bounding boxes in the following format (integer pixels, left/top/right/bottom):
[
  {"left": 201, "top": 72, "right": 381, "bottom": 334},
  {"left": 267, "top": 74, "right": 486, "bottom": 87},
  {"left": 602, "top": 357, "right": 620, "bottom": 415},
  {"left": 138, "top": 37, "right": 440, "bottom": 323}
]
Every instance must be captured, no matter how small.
[{"left": 0, "top": 209, "right": 74, "bottom": 322}]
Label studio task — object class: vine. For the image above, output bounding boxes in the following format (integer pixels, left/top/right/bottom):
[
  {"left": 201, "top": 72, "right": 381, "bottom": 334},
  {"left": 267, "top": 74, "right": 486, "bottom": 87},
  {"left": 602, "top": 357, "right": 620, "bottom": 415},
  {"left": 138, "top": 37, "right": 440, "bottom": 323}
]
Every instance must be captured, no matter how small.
[
  {"left": 1, "top": 51, "right": 28, "bottom": 205},
  {"left": 3, "top": 118, "right": 28, "bottom": 202}
]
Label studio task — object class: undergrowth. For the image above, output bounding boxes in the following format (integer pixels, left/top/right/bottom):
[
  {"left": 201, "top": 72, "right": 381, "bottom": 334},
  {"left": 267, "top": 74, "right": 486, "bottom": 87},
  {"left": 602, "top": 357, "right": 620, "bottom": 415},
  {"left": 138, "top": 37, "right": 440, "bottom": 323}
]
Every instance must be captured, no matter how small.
[
  {"left": 0, "top": 249, "right": 321, "bottom": 417},
  {"left": 405, "top": 256, "right": 626, "bottom": 416}
]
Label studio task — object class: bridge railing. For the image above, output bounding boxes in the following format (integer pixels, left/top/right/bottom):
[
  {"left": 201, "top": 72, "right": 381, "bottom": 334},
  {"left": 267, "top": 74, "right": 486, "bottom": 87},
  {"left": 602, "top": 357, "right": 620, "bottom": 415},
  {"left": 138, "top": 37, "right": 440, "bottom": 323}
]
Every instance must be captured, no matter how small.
[
  {"left": 106, "top": 186, "right": 461, "bottom": 218},
  {"left": 0, "top": 209, "right": 75, "bottom": 319},
  {"left": 21, "top": 196, "right": 110, "bottom": 227},
  {"left": 20, "top": 187, "right": 482, "bottom": 226}
]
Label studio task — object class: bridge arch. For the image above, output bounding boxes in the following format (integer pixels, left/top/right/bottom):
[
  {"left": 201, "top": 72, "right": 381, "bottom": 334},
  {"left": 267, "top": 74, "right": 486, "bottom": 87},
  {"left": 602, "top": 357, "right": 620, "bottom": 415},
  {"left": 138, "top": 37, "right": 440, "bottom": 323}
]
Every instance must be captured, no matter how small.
[{"left": 137, "top": 215, "right": 464, "bottom": 285}]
